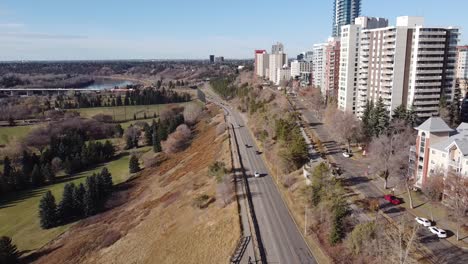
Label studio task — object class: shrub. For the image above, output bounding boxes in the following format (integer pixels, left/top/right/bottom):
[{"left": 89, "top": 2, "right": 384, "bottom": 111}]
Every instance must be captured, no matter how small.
[
  {"left": 192, "top": 194, "right": 213, "bottom": 209},
  {"left": 129, "top": 155, "right": 141, "bottom": 173},
  {"left": 183, "top": 103, "right": 203, "bottom": 125},
  {"left": 346, "top": 222, "right": 376, "bottom": 255},
  {"left": 208, "top": 161, "right": 226, "bottom": 182}
]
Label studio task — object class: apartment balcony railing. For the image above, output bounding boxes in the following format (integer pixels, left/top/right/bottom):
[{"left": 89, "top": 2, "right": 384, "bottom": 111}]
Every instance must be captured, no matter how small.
[{"left": 448, "top": 159, "right": 462, "bottom": 169}]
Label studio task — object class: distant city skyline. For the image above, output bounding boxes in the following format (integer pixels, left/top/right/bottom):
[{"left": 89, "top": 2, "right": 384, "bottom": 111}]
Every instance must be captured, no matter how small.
[{"left": 0, "top": 0, "right": 466, "bottom": 60}]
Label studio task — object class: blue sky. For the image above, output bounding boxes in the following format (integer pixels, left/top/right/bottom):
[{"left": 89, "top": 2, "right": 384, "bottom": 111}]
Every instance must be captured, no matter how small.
[{"left": 0, "top": 0, "right": 466, "bottom": 60}]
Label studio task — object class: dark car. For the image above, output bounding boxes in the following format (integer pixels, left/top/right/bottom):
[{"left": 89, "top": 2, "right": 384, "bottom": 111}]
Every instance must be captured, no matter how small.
[{"left": 384, "top": 194, "right": 401, "bottom": 205}]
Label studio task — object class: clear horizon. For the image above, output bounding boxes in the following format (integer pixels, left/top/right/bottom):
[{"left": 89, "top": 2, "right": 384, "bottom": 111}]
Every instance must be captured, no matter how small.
[{"left": 0, "top": 0, "right": 466, "bottom": 60}]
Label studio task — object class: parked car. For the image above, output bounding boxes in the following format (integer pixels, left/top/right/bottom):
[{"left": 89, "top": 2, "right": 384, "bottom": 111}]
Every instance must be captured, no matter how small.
[
  {"left": 384, "top": 194, "right": 401, "bottom": 205},
  {"left": 415, "top": 217, "right": 432, "bottom": 227},
  {"left": 342, "top": 149, "right": 353, "bottom": 158},
  {"left": 254, "top": 171, "right": 260, "bottom": 178},
  {"left": 428, "top": 226, "right": 447, "bottom": 238}
]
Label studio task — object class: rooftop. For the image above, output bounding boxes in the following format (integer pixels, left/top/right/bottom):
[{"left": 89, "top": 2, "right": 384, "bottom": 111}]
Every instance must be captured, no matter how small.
[{"left": 415, "top": 117, "right": 454, "bottom": 133}]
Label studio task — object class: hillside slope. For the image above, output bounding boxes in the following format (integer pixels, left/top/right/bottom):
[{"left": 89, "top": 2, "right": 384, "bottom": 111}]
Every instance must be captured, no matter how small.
[{"left": 32, "top": 106, "right": 239, "bottom": 264}]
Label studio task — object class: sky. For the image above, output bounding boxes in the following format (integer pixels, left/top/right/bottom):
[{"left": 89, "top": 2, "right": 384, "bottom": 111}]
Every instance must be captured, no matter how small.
[{"left": 0, "top": 0, "right": 466, "bottom": 61}]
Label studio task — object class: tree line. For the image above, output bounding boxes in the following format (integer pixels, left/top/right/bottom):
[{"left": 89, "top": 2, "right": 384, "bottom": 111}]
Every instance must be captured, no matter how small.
[
  {"left": 54, "top": 87, "right": 190, "bottom": 109},
  {"left": 1, "top": 130, "right": 115, "bottom": 197},
  {"left": 275, "top": 115, "right": 309, "bottom": 170},
  {"left": 125, "top": 113, "right": 185, "bottom": 151},
  {"left": 39, "top": 167, "right": 113, "bottom": 229}
]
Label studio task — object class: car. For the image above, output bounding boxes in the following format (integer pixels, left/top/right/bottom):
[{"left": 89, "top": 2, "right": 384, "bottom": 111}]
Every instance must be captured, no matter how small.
[
  {"left": 254, "top": 171, "right": 260, "bottom": 178},
  {"left": 415, "top": 217, "right": 432, "bottom": 227},
  {"left": 428, "top": 226, "right": 447, "bottom": 238},
  {"left": 255, "top": 150, "right": 262, "bottom": 155},
  {"left": 384, "top": 194, "right": 401, "bottom": 205},
  {"left": 342, "top": 150, "right": 353, "bottom": 158}
]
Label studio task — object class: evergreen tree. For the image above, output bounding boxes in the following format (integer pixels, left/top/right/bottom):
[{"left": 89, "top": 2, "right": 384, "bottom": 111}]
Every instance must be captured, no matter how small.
[
  {"left": 114, "top": 124, "right": 124, "bottom": 137},
  {"left": 129, "top": 155, "right": 140, "bottom": 173},
  {"left": 125, "top": 134, "right": 134, "bottom": 149},
  {"left": 133, "top": 113, "right": 137, "bottom": 120},
  {"left": 100, "top": 167, "right": 113, "bottom": 195},
  {"left": 0, "top": 236, "right": 19, "bottom": 264},
  {"left": 370, "top": 97, "right": 389, "bottom": 137},
  {"left": 3, "top": 156, "right": 12, "bottom": 181},
  {"left": 72, "top": 183, "right": 86, "bottom": 217},
  {"left": 41, "top": 163, "right": 55, "bottom": 183},
  {"left": 103, "top": 140, "right": 115, "bottom": 159},
  {"left": 392, "top": 104, "right": 407, "bottom": 120},
  {"left": 157, "top": 122, "right": 168, "bottom": 141},
  {"left": 144, "top": 123, "right": 153, "bottom": 146},
  {"left": 58, "top": 183, "right": 76, "bottom": 222},
  {"left": 361, "top": 101, "right": 373, "bottom": 141},
  {"left": 31, "top": 164, "right": 44, "bottom": 187},
  {"left": 152, "top": 131, "right": 162, "bottom": 153},
  {"left": 38, "top": 191, "right": 58, "bottom": 229},
  {"left": 96, "top": 173, "right": 106, "bottom": 203},
  {"left": 84, "top": 175, "right": 99, "bottom": 216}
]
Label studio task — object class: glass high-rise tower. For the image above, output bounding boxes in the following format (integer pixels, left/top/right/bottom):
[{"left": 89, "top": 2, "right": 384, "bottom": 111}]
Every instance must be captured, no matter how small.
[{"left": 332, "top": 0, "right": 361, "bottom": 37}]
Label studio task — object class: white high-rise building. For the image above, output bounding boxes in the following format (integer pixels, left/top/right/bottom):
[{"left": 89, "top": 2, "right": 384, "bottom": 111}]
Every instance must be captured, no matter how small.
[
  {"left": 456, "top": 46, "right": 468, "bottom": 79},
  {"left": 352, "top": 16, "right": 459, "bottom": 118},
  {"left": 291, "top": 60, "right": 301, "bottom": 78},
  {"left": 269, "top": 53, "right": 287, "bottom": 85},
  {"left": 338, "top": 17, "right": 389, "bottom": 114},
  {"left": 255, "top": 50, "right": 269, "bottom": 78},
  {"left": 312, "top": 43, "right": 327, "bottom": 90}
]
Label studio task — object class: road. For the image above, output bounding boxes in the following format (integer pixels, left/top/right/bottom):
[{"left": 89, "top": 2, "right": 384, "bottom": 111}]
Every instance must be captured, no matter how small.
[
  {"left": 205, "top": 87, "right": 316, "bottom": 264},
  {"left": 291, "top": 97, "right": 468, "bottom": 264}
]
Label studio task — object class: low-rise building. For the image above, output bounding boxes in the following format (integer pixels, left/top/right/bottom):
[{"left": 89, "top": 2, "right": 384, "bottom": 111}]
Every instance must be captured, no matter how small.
[{"left": 411, "top": 117, "right": 468, "bottom": 190}]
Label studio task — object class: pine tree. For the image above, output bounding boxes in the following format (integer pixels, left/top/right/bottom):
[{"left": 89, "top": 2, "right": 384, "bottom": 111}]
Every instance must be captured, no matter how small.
[
  {"left": 115, "top": 124, "right": 124, "bottom": 137},
  {"left": 84, "top": 175, "right": 99, "bottom": 216},
  {"left": 72, "top": 183, "right": 86, "bottom": 217},
  {"left": 100, "top": 167, "right": 113, "bottom": 195},
  {"left": 152, "top": 131, "right": 162, "bottom": 153},
  {"left": 3, "top": 156, "right": 12, "bottom": 181},
  {"left": 31, "top": 164, "right": 44, "bottom": 187},
  {"left": 133, "top": 113, "right": 137, "bottom": 120},
  {"left": 144, "top": 123, "right": 153, "bottom": 146},
  {"left": 41, "top": 163, "right": 55, "bottom": 183},
  {"left": 370, "top": 97, "right": 389, "bottom": 137},
  {"left": 58, "top": 183, "right": 76, "bottom": 222},
  {"left": 361, "top": 101, "right": 373, "bottom": 141},
  {"left": 129, "top": 155, "right": 140, "bottom": 173},
  {"left": 38, "top": 191, "right": 58, "bottom": 229},
  {"left": 0, "top": 236, "right": 19, "bottom": 264},
  {"left": 96, "top": 173, "right": 105, "bottom": 203},
  {"left": 392, "top": 104, "right": 407, "bottom": 120}
]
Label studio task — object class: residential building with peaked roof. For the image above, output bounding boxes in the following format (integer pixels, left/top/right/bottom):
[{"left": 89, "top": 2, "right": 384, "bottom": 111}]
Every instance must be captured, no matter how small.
[{"left": 411, "top": 117, "right": 468, "bottom": 189}]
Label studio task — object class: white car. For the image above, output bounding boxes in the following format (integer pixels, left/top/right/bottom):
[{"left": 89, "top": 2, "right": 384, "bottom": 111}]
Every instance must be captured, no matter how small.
[
  {"left": 428, "top": 226, "right": 447, "bottom": 238},
  {"left": 254, "top": 171, "right": 260, "bottom": 178},
  {"left": 415, "top": 217, "right": 432, "bottom": 227},
  {"left": 342, "top": 151, "right": 352, "bottom": 158}
]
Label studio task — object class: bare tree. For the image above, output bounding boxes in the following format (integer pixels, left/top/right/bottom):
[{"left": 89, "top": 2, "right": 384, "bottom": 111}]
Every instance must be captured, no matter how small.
[
  {"left": 326, "top": 111, "right": 362, "bottom": 153},
  {"left": 369, "top": 122, "right": 415, "bottom": 190},
  {"left": 422, "top": 170, "right": 444, "bottom": 221},
  {"left": 161, "top": 124, "right": 192, "bottom": 154},
  {"left": 216, "top": 174, "right": 234, "bottom": 207},
  {"left": 444, "top": 170, "right": 468, "bottom": 240},
  {"left": 183, "top": 103, "right": 203, "bottom": 125}
]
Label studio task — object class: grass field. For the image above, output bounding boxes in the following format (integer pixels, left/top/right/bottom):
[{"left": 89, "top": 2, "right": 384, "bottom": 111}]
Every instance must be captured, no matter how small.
[
  {"left": 75, "top": 103, "right": 188, "bottom": 121},
  {"left": 0, "top": 147, "right": 149, "bottom": 253},
  {"left": 0, "top": 125, "right": 36, "bottom": 145}
]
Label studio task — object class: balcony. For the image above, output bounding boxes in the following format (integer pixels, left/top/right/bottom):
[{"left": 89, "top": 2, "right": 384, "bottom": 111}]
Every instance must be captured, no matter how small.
[{"left": 448, "top": 159, "right": 461, "bottom": 169}]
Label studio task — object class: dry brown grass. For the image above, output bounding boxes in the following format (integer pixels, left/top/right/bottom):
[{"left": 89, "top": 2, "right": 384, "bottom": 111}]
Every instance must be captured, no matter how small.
[{"left": 32, "top": 105, "right": 240, "bottom": 264}]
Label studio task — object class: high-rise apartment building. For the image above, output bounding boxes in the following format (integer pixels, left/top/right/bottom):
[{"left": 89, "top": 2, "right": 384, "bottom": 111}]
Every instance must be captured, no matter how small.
[
  {"left": 269, "top": 52, "right": 287, "bottom": 85},
  {"left": 353, "top": 16, "right": 458, "bottom": 118},
  {"left": 332, "top": 0, "right": 361, "bottom": 37},
  {"left": 338, "top": 17, "right": 389, "bottom": 113},
  {"left": 255, "top": 50, "right": 269, "bottom": 78},
  {"left": 272, "top": 42, "right": 284, "bottom": 54},
  {"left": 324, "top": 37, "right": 341, "bottom": 99},
  {"left": 312, "top": 43, "right": 327, "bottom": 91},
  {"left": 209, "top": 55, "right": 215, "bottom": 63},
  {"left": 456, "top": 46, "right": 468, "bottom": 96}
]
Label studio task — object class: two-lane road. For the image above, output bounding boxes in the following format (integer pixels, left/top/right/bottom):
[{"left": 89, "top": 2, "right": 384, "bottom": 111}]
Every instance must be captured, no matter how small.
[{"left": 206, "top": 88, "right": 316, "bottom": 263}]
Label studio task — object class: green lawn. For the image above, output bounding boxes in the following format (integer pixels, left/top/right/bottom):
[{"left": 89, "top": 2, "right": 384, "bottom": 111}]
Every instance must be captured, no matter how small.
[
  {"left": 0, "top": 125, "right": 36, "bottom": 146},
  {"left": 75, "top": 102, "right": 189, "bottom": 121},
  {"left": 0, "top": 147, "right": 149, "bottom": 253}
]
